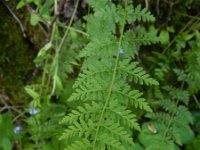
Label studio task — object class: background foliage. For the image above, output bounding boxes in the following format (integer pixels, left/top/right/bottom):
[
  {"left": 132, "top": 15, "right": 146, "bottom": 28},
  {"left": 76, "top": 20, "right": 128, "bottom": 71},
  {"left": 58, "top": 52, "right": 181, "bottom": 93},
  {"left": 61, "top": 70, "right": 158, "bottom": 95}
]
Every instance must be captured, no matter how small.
[{"left": 0, "top": 0, "right": 200, "bottom": 149}]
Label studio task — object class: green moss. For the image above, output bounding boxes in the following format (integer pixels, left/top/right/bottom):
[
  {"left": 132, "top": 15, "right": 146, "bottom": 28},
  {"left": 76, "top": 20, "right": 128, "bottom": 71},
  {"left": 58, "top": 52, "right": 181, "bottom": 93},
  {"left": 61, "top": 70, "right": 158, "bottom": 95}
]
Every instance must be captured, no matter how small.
[{"left": 0, "top": 4, "right": 35, "bottom": 103}]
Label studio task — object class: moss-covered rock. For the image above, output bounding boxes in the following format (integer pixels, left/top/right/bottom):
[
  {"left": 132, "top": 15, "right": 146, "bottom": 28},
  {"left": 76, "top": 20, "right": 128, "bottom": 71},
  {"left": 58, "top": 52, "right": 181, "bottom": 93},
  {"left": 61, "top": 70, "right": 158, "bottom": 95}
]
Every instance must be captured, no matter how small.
[{"left": 0, "top": 3, "right": 35, "bottom": 103}]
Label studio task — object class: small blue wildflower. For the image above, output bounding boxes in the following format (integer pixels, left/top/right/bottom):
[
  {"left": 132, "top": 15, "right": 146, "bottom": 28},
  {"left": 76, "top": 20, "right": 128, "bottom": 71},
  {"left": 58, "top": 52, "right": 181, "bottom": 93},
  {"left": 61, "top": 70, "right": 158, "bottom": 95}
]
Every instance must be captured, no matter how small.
[
  {"left": 29, "top": 107, "right": 40, "bottom": 115},
  {"left": 120, "top": 48, "right": 124, "bottom": 54},
  {"left": 14, "top": 126, "right": 22, "bottom": 134}
]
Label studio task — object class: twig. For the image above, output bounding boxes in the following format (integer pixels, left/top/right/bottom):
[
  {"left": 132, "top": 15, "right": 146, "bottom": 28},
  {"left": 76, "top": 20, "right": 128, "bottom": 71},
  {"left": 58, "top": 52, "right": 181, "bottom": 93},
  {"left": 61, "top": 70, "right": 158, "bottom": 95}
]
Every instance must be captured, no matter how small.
[
  {"left": 12, "top": 111, "right": 26, "bottom": 122},
  {"left": 1, "top": 0, "right": 26, "bottom": 37},
  {"left": 24, "top": 0, "right": 48, "bottom": 37},
  {"left": 156, "top": 0, "right": 160, "bottom": 16}
]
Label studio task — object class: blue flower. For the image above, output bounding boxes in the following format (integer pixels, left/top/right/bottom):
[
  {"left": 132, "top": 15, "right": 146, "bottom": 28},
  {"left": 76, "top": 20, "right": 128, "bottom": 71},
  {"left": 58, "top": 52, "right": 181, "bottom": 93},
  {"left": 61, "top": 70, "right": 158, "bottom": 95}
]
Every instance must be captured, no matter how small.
[
  {"left": 14, "top": 126, "right": 22, "bottom": 134},
  {"left": 120, "top": 48, "right": 124, "bottom": 54},
  {"left": 29, "top": 107, "right": 40, "bottom": 115}
]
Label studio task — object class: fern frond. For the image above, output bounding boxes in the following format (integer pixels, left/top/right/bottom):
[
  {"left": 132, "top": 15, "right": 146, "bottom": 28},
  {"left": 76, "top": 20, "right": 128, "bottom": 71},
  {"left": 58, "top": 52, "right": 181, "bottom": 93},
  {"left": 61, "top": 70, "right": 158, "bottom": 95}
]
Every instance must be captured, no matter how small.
[
  {"left": 107, "top": 103, "right": 140, "bottom": 131},
  {"left": 60, "top": 125, "right": 79, "bottom": 140},
  {"left": 139, "top": 123, "right": 176, "bottom": 150},
  {"left": 146, "top": 112, "right": 171, "bottom": 125},
  {"left": 146, "top": 141, "right": 175, "bottom": 150},
  {"left": 135, "top": 26, "right": 160, "bottom": 45},
  {"left": 143, "top": 85, "right": 193, "bottom": 148},
  {"left": 73, "top": 61, "right": 113, "bottom": 88},
  {"left": 61, "top": 1, "right": 158, "bottom": 149},
  {"left": 169, "top": 127, "right": 182, "bottom": 145},
  {"left": 98, "top": 133, "right": 127, "bottom": 150},
  {"left": 127, "top": 5, "right": 155, "bottom": 23},
  {"left": 68, "top": 80, "right": 107, "bottom": 102},
  {"left": 79, "top": 38, "right": 117, "bottom": 58},
  {"left": 156, "top": 99, "right": 177, "bottom": 113},
  {"left": 174, "top": 106, "right": 193, "bottom": 125},
  {"left": 101, "top": 121, "right": 133, "bottom": 145},
  {"left": 65, "top": 139, "right": 91, "bottom": 150},
  {"left": 87, "top": 0, "right": 111, "bottom": 11},
  {"left": 118, "top": 59, "right": 159, "bottom": 85},
  {"left": 112, "top": 87, "right": 152, "bottom": 112},
  {"left": 60, "top": 102, "right": 102, "bottom": 124},
  {"left": 121, "top": 30, "right": 138, "bottom": 57},
  {"left": 163, "top": 86, "right": 189, "bottom": 105},
  {"left": 185, "top": 44, "right": 200, "bottom": 94}
]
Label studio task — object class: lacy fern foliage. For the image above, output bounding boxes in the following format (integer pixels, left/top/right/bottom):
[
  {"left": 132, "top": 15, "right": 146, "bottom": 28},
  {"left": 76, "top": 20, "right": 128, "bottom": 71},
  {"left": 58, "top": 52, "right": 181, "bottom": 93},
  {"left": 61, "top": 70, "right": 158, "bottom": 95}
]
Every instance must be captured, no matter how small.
[
  {"left": 139, "top": 86, "right": 193, "bottom": 150},
  {"left": 60, "top": 0, "right": 159, "bottom": 149}
]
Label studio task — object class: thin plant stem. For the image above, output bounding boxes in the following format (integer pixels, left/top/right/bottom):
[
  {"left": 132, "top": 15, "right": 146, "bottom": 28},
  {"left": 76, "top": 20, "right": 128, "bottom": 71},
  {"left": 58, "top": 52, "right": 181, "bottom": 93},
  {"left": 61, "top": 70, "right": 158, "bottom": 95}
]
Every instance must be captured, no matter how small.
[
  {"left": 58, "top": 25, "right": 89, "bottom": 37},
  {"left": 50, "top": 0, "right": 80, "bottom": 96},
  {"left": 193, "top": 95, "right": 200, "bottom": 109},
  {"left": 1, "top": 1, "right": 26, "bottom": 37}
]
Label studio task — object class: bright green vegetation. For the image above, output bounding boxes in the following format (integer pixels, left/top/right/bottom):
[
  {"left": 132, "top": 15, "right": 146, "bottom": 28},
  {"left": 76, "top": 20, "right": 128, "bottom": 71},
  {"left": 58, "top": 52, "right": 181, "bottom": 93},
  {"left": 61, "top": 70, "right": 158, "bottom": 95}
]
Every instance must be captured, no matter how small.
[{"left": 0, "top": 0, "right": 200, "bottom": 150}]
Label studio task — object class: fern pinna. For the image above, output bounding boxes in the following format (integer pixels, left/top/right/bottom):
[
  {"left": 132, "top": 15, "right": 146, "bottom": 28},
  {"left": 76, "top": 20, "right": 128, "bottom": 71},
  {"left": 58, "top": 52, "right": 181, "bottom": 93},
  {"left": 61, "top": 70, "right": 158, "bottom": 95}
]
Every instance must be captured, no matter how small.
[
  {"left": 138, "top": 86, "right": 193, "bottom": 150},
  {"left": 60, "top": 0, "right": 159, "bottom": 149}
]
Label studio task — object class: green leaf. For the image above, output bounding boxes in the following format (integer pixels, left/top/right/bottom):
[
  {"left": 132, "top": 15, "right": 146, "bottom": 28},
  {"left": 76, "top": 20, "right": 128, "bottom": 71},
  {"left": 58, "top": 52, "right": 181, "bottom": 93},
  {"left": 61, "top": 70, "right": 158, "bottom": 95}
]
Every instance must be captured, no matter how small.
[
  {"left": 183, "top": 32, "right": 194, "bottom": 41},
  {"left": 132, "top": 143, "right": 144, "bottom": 150},
  {"left": 25, "top": 87, "right": 39, "bottom": 99},
  {"left": 32, "top": 0, "right": 40, "bottom": 5},
  {"left": 176, "top": 127, "right": 194, "bottom": 144},
  {"left": 2, "top": 138, "right": 12, "bottom": 150},
  {"left": 37, "top": 42, "right": 52, "bottom": 57},
  {"left": 17, "top": 0, "right": 40, "bottom": 9},
  {"left": 30, "top": 13, "right": 41, "bottom": 26},
  {"left": 139, "top": 122, "right": 175, "bottom": 150},
  {"left": 159, "top": 30, "right": 169, "bottom": 45},
  {"left": 70, "top": 30, "right": 78, "bottom": 41},
  {"left": 39, "top": 0, "right": 54, "bottom": 16},
  {"left": 55, "top": 75, "right": 63, "bottom": 91},
  {"left": 192, "top": 135, "right": 200, "bottom": 150},
  {"left": 167, "top": 26, "right": 175, "bottom": 33},
  {"left": 16, "top": 1, "right": 26, "bottom": 9}
]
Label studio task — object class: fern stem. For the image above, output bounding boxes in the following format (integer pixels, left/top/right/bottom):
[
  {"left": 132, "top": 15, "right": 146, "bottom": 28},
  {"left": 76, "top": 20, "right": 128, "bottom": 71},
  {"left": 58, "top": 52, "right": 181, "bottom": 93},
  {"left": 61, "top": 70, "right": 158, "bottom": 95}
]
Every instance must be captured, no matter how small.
[{"left": 92, "top": 1, "right": 128, "bottom": 149}]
